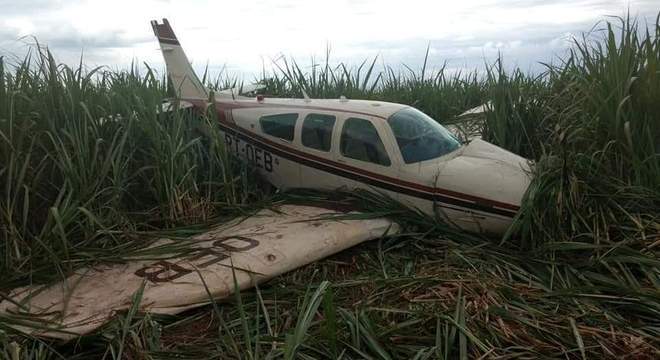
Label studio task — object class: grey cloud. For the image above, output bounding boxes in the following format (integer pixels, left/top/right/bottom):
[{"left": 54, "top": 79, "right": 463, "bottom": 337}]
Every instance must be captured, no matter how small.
[
  {"left": 341, "top": 6, "right": 658, "bottom": 74},
  {"left": 1, "top": 0, "right": 657, "bottom": 77},
  {"left": 0, "top": 26, "right": 21, "bottom": 40},
  {"left": 0, "top": 17, "right": 153, "bottom": 68},
  {"left": 319, "top": 22, "right": 585, "bottom": 76},
  {"left": 489, "top": 0, "right": 612, "bottom": 7},
  {"left": 0, "top": 20, "right": 152, "bottom": 51},
  {"left": 41, "top": 27, "right": 152, "bottom": 50},
  {"left": 0, "top": 0, "right": 62, "bottom": 16}
]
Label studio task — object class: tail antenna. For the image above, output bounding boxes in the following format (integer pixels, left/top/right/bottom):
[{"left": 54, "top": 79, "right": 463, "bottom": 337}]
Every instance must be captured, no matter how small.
[{"left": 301, "top": 87, "right": 311, "bottom": 103}]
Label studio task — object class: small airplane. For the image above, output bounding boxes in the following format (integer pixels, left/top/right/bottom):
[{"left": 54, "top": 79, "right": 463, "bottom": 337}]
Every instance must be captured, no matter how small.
[{"left": 151, "top": 19, "right": 531, "bottom": 235}]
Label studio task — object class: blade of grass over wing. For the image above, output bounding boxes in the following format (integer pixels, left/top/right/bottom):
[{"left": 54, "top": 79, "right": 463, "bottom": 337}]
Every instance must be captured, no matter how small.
[
  {"left": 284, "top": 280, "right": 329, "bottom": 360},
  {"left": 111, "top": 281, "right": 145, "bottom": 360}
]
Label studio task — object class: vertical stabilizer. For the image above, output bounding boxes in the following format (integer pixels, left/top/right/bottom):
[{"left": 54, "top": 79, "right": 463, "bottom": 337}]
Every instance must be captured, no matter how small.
[{"left": 151, "top": 19, "right": 207, "bottom": 99}]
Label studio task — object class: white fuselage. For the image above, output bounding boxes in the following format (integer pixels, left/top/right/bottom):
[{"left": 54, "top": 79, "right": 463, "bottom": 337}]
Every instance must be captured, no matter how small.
[{"left": 192, "top": 96, "right": 531, "bottom": 235}]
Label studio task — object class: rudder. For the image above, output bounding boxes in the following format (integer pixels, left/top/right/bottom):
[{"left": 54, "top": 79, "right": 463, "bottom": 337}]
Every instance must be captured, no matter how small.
[{"left": 151, "top": 19, "right": 208, "bottom": 99}]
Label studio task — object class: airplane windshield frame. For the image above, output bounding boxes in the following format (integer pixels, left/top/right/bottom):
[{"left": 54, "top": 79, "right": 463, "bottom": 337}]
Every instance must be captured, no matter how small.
[{"left": 387, "top": 107, "right": 461, "bottom": 164}]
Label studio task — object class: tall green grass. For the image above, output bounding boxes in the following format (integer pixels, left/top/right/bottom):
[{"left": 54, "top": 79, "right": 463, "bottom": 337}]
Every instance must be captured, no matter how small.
[
  {"left": 262, "top": 48, "right": 487, "bottom": 122},
  {"left": 0, "top": 48, "right": 255, "bottom": 286},
  {"left": 497, "top": 16, "right": 660, "bottom": 250}
]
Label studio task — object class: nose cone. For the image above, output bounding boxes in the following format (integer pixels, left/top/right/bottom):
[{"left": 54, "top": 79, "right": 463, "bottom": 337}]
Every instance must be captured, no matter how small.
[
  {"left": 460, "top": 139, "right": 530, "bottom": 172},
  {"left": 439, "top": 139, "right": 532, "bottom": 209}
]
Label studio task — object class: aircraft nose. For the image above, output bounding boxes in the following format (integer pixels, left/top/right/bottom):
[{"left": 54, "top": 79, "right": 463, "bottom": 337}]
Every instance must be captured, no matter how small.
[
  {"left": 439, "top": 139, "right": 532, "bottom": 212},
  {"left": 461, "top": 139, "right": 529, "bottom": 169},
  {"left": 435, "top": 142, "right": 532, "bottom": 234},
  {"left": 459, "top": 139, "right": 532, "bottom": 207}
]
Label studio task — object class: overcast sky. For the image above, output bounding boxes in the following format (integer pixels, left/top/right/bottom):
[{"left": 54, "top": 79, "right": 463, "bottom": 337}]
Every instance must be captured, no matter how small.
[{"left": 0, "top": 0, "right": 657, "bottom": 79}]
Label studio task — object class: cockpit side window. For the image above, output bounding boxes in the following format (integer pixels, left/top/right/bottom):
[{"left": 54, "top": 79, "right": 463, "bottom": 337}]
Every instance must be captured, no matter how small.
[
  {"left": 387, "top": 107, "right": 460, "bottom": 164},
  {"left": 259, "top": 113, "right": 298, "bottom": 141},
  {"left": 302, "top": 113, "right": 336, "bottom": 151},
  {"left": 340, "top": 117, "right": 391, "bottom": 166}
]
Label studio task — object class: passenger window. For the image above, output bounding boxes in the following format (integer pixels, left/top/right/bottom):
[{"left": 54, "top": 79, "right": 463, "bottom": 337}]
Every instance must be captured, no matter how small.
[
  {"left": 259, "top": 113, "right": 298, "bottom": 141},
  {"left": 340, "top": 117, "right": 391, "bottom": 166},
  {"left": 302, "top": 114, "right": 336, "bottom": 151}
]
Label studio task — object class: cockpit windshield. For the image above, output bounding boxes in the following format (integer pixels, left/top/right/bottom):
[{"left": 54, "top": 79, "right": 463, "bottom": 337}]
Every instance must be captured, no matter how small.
[{"left": 387, "top": 107, "right": 461, "bottom": 164}]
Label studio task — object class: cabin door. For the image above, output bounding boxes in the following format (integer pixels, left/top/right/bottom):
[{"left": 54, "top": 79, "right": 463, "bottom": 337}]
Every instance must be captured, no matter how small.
[
  {"left": 334, "top": 116, "right": 401, "bottom": 200},
  {"left": 295, "top": 111, "right": 343, "bottom": 190}
]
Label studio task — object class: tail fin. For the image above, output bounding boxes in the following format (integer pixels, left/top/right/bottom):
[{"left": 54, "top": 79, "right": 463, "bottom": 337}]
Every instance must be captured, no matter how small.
[{"left": 151, "top": 19, "right": 208, "bottom": 99}]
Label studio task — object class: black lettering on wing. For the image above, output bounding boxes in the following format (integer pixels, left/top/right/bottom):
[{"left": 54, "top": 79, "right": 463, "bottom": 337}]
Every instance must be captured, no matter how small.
[
  {"left": 134, "top": 260, "right": 192, "bottom": 283},
  {"left": 187, "top": 247, "right": 230, "bottom": 267},
  {"left": 212, "top": 236, "right": 259, "bottom": 252}
]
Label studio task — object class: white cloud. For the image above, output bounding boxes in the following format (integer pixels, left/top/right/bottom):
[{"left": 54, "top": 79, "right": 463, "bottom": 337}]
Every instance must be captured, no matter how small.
[{"left": 0, "top": 0, "right": 657, "bottom": 77}]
